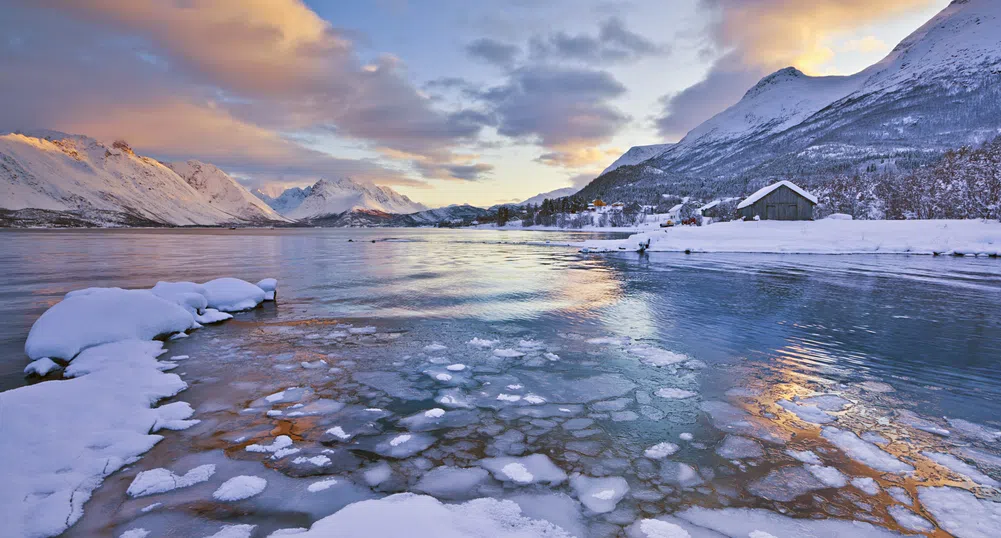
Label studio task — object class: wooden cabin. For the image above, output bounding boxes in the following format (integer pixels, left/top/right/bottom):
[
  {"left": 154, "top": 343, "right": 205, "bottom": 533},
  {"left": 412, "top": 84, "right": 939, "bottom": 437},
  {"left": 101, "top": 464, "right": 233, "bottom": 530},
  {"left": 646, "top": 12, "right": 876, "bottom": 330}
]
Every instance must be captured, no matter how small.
[
  {"left": 593, "top": 199, "right": 607, "bottom": 208},
  {"left": 737, "top": 181, "right": 817, "bottom": 221}
]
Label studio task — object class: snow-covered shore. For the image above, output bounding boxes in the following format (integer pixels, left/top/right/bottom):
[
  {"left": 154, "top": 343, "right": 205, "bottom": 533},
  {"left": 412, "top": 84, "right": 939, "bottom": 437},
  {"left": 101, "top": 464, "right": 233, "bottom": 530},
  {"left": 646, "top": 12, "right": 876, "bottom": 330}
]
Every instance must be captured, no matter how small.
[
  {"left": 575, "top": 219, "right": 1001, "bottom": 256},
  {"left": 1, "top": 277, "right": 276, "bottom": 538}
]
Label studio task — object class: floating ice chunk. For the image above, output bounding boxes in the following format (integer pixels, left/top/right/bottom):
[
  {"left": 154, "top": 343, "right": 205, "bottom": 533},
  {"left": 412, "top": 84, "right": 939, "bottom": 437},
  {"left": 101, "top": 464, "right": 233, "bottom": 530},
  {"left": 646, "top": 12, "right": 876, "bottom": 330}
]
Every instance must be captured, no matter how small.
[
  {"left": 858, "top": 381, "right": 895, "bottom": 393},
  {"left": 436, "top": 388, "right": 473, "bottom": 409},
  {"left": 246, "top": 435, "right": 294, "bottom": 454},
  {"left": 716, "top": 436, "right": 764, "bottom": 459},
  {"left": 919, "top": 486, "right": 1001, "bottom": 538},
  {"left": 887, "top": 505, "right": 934, "bottom": 532},
  {"left": 24, "top": 357, "right": 61, "bottom": 376},
  {"left": 659, "top": 462, "right": 703, "bottom": 488},
  {"left": 414, "top": 466, "right": 490, "bottom": 499},
  {"left": 628, "top": 345, "right": 689, "bottom": 367},
  {"left": 851, "top": 476, "right": 880, "bottom": 495},
  {"left": 282, "top": 493, "right": 574, "bottom": 537},
  {"left": 425, "top": 408, "right": 446, "bottom": 418},
  {"left": 307, "top": 478, "right": 339, "bottom": 492},
  {"left": 497, "top": 393, "right": 522, "bottom": 402},
  {"left": 570, "top": 475, "right": 629, "bottom": 513},
  {"left": 626, "top": 519, "right": 692, "bottom": 538},
  {"left": 354, "top": 371, "right": 432, "bottom": 401},
  {"left": 266, "top": 410, "right": 283, "bottom": 417},
  {"left": 202, "top": 278, "right": 267, "bottom": 312},
  {"left": 152, "top": 401, "right": 199, "bottom": 431},
  {"left": 644, "top": 442, "right": 680, "bottom": 460},
  {"left": 300, "top": 360, "right": 327, "bottom": 370},
  {"left": 25, "top": 289, "right": 195, "bottom": 361},
  {"left": 519, "top": 339, "right": 545, "bottom": 349},
  {"left": 898, "top": 409, "right": 951, "bottom": 436},
  {"left": 700, "top": 400, "right": 789, "bottom": 444},
  {"left": 806, "top": 465, "right": 848, "bottom": 488},
  {"left": 679, "top": 432, "right": 693, "bottom": 441},
  {"left": 544, "top": 353, "right": 561, "bottom": 361},
  {"left": 204, "top": 524, "right": 257, "bottom": 538},
  {"left": 777, "top": 399, "right": 836, "bottom": 424},
  {"left": 947, "top": 418, "right": 1001, "bottom": 443},
  {"left": 349, "top": 326, "right": 377, "bottom": 335},
  {"left": 521, "top": 372, "right": 636, "bottom": 404},
  {"left": 271, "top": 447, "right": 301, "bottom": 459},
  {"left": 363, "top": 461, "right": 392, "bottom": 486},
  {"left": 127, "top": 464, "right": 216, "bottom": 497},
  {"left": 507, "top": 384, "right": 523, "bottom": 390},
  {"left": 592, "top": 398, "right": 632, "bottom": 411},
  {"left": 677, "top": 506, "right": 903, "bottom": 538},
  {"left": 372, "top": 432, "right": 435, "bottom": 458},
  {"left": 524, "top": 394, "right": 546, "bottom": 405},
  {"left": 887, "top": 486, "right": 912, "bottom": 505},
  {"left": 213, "top": 476, "right": 267, "bottom": 501},
  {"left": 656, "top": 388, "right": 697, "bottom": 400},
  {"left": 493, "top": 348, "right": 525, "bottom": 358},
  {"left": 424, "top": 343, "right": 448, "bottom": 352},
  {"left": 264, "top": 387, "right": 306, "bottom": 404},
  {"left": 468, "top": 337, "right": 499, "bottom": 348},
  {"left": 586, "top": 336, "right": 630, "bottom": 345},
  {"left": 922, "top": 452, "right": 1000, "bottom": 487},
  {"left": 786, "top": 449, "right": 822, "bottom": 465},
  {"left": 292, "top": 455, "right": 331, "bottom": 467},
  {"left": 120, "top": 529, "right": 151, "bottom": 538},
  {"left": 821, "top": 427, "right": 913, "bottom": 473},
  {"left": 446, "top": 364, "right": 467, "bottom": 371},
  {"left": 285, "top": 399, "right": 345, "bottom": 417},
  {"left": 747, "top": 466, "right": 825, "bottom": 501},
  {"left": 861, "top": 432, "right": 889, "bottom": 445},
  {"left": 435, "top": 373, "right": 453, "bottom": 381},
  {"left": 799, "top": 394, "right": 852, "bottom": 411},
  {"left": 480, "top": 454, "right": 567, "bottom": 485}
]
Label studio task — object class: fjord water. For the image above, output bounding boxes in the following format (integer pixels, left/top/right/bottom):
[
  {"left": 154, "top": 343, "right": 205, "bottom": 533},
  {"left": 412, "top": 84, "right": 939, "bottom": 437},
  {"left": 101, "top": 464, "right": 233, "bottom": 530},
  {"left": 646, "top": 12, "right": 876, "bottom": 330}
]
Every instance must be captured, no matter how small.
[{"left": 2, "top": 228, "right": 1000, "bottom": 536}]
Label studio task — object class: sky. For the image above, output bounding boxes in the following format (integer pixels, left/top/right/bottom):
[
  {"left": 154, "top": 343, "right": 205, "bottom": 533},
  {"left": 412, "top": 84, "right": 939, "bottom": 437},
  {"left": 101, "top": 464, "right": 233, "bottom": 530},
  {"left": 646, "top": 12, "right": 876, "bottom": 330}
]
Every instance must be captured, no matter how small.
[{"left": 0, "top": 0, "right": 950, "bottom": 208}]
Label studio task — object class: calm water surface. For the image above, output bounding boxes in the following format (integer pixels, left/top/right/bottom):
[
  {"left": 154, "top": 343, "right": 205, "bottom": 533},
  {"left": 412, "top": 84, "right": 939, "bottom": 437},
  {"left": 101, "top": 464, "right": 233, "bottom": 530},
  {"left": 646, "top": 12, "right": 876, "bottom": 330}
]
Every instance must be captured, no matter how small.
[{"left": 1, "top": 228, "right": 1000, "bottom": 537}]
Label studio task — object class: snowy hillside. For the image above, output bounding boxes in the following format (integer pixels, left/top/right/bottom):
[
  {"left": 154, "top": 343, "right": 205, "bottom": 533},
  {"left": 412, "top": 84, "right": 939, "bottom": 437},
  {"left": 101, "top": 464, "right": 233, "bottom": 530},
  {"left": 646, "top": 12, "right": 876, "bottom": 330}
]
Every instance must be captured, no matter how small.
[
  {"left": 0, "top": 132, "right": 282, "bottom": 226},
  {"left": 254, "top": 187, "right": 311, "bottom": 216},
  {"left": 600, "top": 144, "right": 674, "bottom": 175},
  {"left": 581, "top": 0, "right": 1001, "bottom": 201},
  {"left": 266, "top": 178, "right": 427, "bottom": 220},
  {"left": 167, "top": 160, "right": 288, "bottom": 222},
  {"left": 518, "top": 187, "right": 579, "bottom": 206}
]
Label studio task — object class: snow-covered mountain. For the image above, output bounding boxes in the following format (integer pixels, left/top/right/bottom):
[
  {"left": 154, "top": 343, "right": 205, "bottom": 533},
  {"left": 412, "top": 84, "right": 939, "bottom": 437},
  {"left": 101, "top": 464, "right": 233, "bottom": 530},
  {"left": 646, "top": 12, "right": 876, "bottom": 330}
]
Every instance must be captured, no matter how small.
[
  {"left": 517, "top": 187, "right": 579, "bottom": 206},
  {"left": 167, "top": 160, "right": 288, "bottom": 222},
  {"left": 580, "top": 0, "right": 1001, "bottom": 201},
  {"left": 0, "top": 132, "right": 282, "bottom": 226},
  {"left": 600, "top": 144, "right": 674, "bottom": 175},
  {"left": 260, "top": 178, "right": 427, "bottom": 220}
]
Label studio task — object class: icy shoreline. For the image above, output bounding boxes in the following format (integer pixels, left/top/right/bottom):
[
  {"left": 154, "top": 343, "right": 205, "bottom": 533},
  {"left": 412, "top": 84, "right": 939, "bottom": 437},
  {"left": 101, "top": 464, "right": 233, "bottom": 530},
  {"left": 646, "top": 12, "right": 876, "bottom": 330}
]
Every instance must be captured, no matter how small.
[
  {"left": 573, "top": 219, "right": 1001, "bottom": 256},
  {"left": 1, "top": 277, "right": 276, "bottom": 538}
]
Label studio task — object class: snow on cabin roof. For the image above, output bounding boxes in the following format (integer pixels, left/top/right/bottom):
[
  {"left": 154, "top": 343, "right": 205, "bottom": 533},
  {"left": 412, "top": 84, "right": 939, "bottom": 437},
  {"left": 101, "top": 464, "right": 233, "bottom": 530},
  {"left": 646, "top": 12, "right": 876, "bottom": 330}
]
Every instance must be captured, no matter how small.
[
  {"left": 668, "top": 203, "right": 684, "bottom": 212},
  {"left": 699, "top": 200, "right": 720, "bottom": 212},
  {"left": 737, "top": 181, "right": 818, "bottom": 209}
]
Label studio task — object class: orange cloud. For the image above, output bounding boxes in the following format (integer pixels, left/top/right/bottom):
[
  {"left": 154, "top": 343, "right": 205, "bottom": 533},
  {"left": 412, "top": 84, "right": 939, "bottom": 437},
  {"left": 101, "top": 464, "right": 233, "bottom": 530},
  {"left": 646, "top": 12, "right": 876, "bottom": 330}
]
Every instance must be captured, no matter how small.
[
  {"left": 536, "top": 145, "right": 623, "bottom": 169},
  {"left": 708, "top": 0, "right": 939, "bottom": 73}
]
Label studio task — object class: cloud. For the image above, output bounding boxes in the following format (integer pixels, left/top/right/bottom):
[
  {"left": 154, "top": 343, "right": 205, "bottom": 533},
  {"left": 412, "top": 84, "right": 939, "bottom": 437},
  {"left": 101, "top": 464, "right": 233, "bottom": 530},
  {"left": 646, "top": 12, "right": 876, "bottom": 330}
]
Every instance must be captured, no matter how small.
[
  {"left": 4, "top": 0, "right": 491, "bottom": 185},
  {"left": 842, "top": 36, "right": 889, "bottom": 53},
  {"left": 466, "top": 38, "right": 520, "bottom": 68},
  {"left": 528, "top": 17, "right": 667, "bottom": 64},
  {"left": 537, "top": 147, "right": 622, "bottom": 169},
  {"left": 477, "top": 66, "right": 629, "bottom": 150},
  {"left": 655, "top": 0, "right": 938, "bottom": 138}
]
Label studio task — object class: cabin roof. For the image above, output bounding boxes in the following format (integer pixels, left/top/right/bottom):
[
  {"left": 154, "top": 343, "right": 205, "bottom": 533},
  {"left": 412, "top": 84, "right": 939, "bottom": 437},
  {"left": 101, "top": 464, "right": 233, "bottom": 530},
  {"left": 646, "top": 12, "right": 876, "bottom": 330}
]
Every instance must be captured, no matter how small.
[{"left": 737, "top": 181, "right": 817, "bottom": 209}]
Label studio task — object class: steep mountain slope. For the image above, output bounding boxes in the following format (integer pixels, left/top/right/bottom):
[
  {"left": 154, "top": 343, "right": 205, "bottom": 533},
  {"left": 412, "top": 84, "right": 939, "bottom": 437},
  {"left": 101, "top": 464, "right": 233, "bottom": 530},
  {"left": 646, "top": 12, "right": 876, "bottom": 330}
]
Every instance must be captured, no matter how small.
[
  {"left": 518, "top": 187, "right": 579, "bottom": 206},
  {"left": 266, "top": 178, "right": 427, "bottom": 220},
  {"left": 580, "top": 0, "right": 1001, "bottom": 202},
  {"left": 600, "top": 144, "right": 674, "bottom": 175},
  {"left": 167, "top": 160, "right": 288, "bottom": 222},
  {"left": 254, "top": 186, "right": 312, "bottom": 215},
  {"left": 0, "top": 132, "right": 280, "bottom": 226}
]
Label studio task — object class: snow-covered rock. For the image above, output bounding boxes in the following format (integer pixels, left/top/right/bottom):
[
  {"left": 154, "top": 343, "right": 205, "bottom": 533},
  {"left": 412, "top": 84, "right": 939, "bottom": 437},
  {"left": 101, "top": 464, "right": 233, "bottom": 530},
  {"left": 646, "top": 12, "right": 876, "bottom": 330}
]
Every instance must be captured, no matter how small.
[
  {"left": 127, "top": 464, "right": 216, "bottom": 497},
  {"left": 213, "top": 476, "right": 268, "bottom": 501}
]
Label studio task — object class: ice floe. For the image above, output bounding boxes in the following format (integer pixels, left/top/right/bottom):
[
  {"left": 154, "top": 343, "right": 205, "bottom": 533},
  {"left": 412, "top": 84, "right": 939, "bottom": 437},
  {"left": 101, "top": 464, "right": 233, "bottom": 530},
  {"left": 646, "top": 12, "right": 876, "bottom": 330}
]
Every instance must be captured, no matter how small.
[
  {"left": 922, "top": 452, "right": 999, "bottom": 487},
  {"left": 821, "top": 427, "right": 913, "bottom": 473},
  {"left": 277, "top": 493, "right": 574, "bottom": 537},
  {"left": 480, "top": 454, "right": 568, "bottom": 485},
  {"left": 786, "top": 449, "right": 823, "bottom": 465},
  {"left": 716, "top": 435, "right": 764, "bottom": 459},
  {"left": 888, "top": 505, "right": 934, "bottom": 532},
  {"left": 127, "top": 464, "right": 215, "bottom": 497},
  {"left": 851, "top": 476, "right": 881, "bottom": 495},
  {"left": 213, "top": 475, "right": 267, "bottom": 501},
  {"left": 493, "top": 348, "right": 526, "bottom": 358},
  {"left": 918, "top": 486, "right": 1001, "bottom": 538},
  {"left": 644, "top": 442, "right": 680, "bottom": 460},
  {"left": 468, "top": 337, "right": 499, "bottom": 348},
  {"left": 748, "top": 466, "right": 826, "bottom": 501},
  {"left": 806, "top": 465, "right": 849, "bottom": 488},
  {"left": 570, "top": 474, "right": 630, "bottom": 513},
  {"left": 676, "top": 506, "right": 904, "bottom": 537},
  {"left": 413, "top": 466, "right": 490, "bottom": 499},
  {"left": 307, "top": 478, "right": 340, "bottom": 493}
]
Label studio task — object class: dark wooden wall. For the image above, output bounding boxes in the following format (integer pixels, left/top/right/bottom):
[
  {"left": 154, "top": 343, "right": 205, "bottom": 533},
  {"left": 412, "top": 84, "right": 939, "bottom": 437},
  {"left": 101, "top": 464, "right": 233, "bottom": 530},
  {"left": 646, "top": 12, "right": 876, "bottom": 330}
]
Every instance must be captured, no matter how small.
[{"left": 737, "top": 185, "right": 815, "bottom": 221}]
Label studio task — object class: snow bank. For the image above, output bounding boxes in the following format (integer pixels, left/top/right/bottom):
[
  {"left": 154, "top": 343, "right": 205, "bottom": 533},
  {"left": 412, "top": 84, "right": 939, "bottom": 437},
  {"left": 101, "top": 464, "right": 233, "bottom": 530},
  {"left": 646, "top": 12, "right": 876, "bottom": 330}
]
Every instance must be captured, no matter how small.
[
  {"left": 3, "top": 277, "right": 276, "bottom": 537},
  {"left": 576, "top": 219, "right": 1001, "bottom": 256},
  {"left": 127, "top": 464, "right": 216, "bottom": 497},
  {"left": 272, "top": 493, "right": 574, "bottom": 537},
  {"left": 0, "top": 340, "right": 188, "bottom": 537},
  {"left": 26, "top": 278, "right": 276, "bottom": 361}
]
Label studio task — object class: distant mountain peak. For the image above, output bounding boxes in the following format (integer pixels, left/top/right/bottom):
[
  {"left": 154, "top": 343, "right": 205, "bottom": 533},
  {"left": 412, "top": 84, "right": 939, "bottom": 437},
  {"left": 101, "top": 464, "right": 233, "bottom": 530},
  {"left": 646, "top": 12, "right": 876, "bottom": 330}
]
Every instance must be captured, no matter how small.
[{"left": 257, "top": 177, "right": 426, "bottom": 220}]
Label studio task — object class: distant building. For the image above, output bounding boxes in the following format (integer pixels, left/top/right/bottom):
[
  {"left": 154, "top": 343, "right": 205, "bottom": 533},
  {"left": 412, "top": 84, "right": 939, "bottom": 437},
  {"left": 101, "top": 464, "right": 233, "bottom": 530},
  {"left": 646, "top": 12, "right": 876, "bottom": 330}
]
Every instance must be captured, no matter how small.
[
  {"left": 698, "top": 200, "right": 721, "bottom": 218},
  {"left": 666, "top": 203, "right": 685, "bottom": 221},
  {"left": 737, "top": 181, "right": 817, "bottom": 221},
  {"left": 609, "top": 202, "right": 625, "bottom": 211},
  {"left": 593, "top": 199, "right": 607, "bottom": 208}
]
